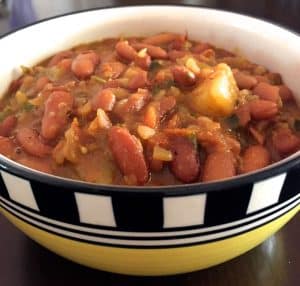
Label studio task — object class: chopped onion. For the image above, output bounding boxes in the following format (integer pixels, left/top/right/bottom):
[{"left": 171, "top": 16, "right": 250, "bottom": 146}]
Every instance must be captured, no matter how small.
[
  {"left": 137, "top": 125, "right": 155, "bottom": 139},
  {"left": 185, "top": 57, "right": 201, "bottom": 74},
  {"left": 15, "top": 91, "right": 27, "bottom": 105},
  {"left": 138, "top": 48, "right": 148, "bottom": 58},
  {"left": 97, "top": 108, "right": 112, "bottom": 129},
  {"left": 153, "top": 145, "right": 173, "bottom": 161}
]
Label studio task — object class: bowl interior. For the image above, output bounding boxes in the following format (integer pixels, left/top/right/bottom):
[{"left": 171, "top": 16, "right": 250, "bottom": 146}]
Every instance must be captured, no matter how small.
[{"left": 0, "top": 6, "right": 300, "bottom": 100}]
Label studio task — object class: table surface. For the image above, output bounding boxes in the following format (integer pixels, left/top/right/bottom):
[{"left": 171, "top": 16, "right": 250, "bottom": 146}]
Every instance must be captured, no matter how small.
[{"left": 0, "top": 1, "right": 299, "bottom": 285}]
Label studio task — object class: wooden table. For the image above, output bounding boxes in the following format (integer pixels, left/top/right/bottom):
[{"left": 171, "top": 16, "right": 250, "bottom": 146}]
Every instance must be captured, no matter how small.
[{"left": 0, "top": 1, "right": 299, "bottom": 285}]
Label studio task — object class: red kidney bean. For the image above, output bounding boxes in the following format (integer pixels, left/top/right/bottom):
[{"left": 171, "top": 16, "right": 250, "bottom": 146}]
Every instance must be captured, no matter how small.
[
  {"left": 150, "top": 159, "right": 164, "bottom": 172},
  {"left": 134, "top": 53, "right": 151, "bottom": 70},
  {"left": 272, "top": 128, "right": 300, "bottom": 155},
  {"left": 132, "top": 43, "right": 168, "bottom": 59},
  {"left": 234, "top": 71, "right": 258, "bottom": 89},
  {"left": 126, "top": 89, "right": 150, "bottom": 112},
  {"left": 249, "top": 99, "right": 278, "bottom": 120},
  {"left": 253, "top": 82, "right": 280, "bottom": 103},
  {"left": 99, "top": 61, "right": 126, "bottom": 79},
  {"left": 92, "top": 89, "right": 116, "bottom": 111},
  {"left": 168, "top": 50, "right": 187, "bottom": 61},
  {"left": 202, "top": 151, "right": 236, "bottom": 182},
  {"left": 225, "top": 136, "right": 241, "bottom": 156},
  {"left": 114, "top": 89, "right": 150, "bottom": 117},
  {"left": 71, "top": 52, "right": 99, "bottom": 79},
  {"left": 142, "top": 96, "right": 176, "bottom": 128},
  {"left": 108, "top": 126, "right": 149, "bottom": 185},
  {"left": 143, "top": 33, "right": 184, "bottom": 45},
  {"left": 168, "top": 38, "right": 186, "bottom": 51},
  {"left": 171, "top": 65, "right": 196, "bottom": 87},
  {"left": 8, "top": 78, "right": 23, "bottom": 94},
  {"left": 267, "top": 72, "right": 282, "bottom": 85},
  {"left": 57, "top": 58, "right": 72, "bottom": 71},
  {"left": 235, "top": 104, "right": 251, "bottom": 126},
  {"left": 41, "top": 91, "right": 73, "bottom": 140},
  {"left": 48, "top": 50, "right": 74, "bottom": 66},
  {"left": 241, "top": 145, "right": 270, "bottom": 173},
  {"left": 159, "top": 96, "right": 176, "bottom": 118},
  {"left": 35, "top": 76, "right": 49, "bottom": 93},
  {"left": 115, "top": 41, "right": 137, "bottom": 62},
  {"left": 279, "top": 85, "right": 294, "bottom": 102},
  {"left": 17, "top": 128, "right": 52, "bottom": 157},
  {"left": 127, "top": 70, "right": 148, "bottom": 90},
  {"left": 0, "top": 115, "right": 17, "bottom": 137},
  {"left": 191, "top": 43, "right": 212, "bottom": 54},
  {"left": 255, "top": 75, "right": 269, "bottom": 84},
  {"left": 0, "top": 136, "right": 15, "bottom": 157},
  {"left": 170, "top": 136, "right": 200, "bottom": 183},
  {"left": 84, "top": 51, "right": 100, "bottom": 65}
]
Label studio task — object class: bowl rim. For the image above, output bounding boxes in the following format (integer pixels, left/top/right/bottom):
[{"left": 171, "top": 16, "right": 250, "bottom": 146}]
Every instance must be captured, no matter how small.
[{"left": 0, "top": 4, "right": 300, "bottom": 196}]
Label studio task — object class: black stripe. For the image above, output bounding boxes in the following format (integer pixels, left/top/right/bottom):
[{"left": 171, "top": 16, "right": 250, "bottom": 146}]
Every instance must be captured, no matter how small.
[
  {"left": 279, "top": 168, "right": 300, "bottom": 202},
  {"left": 0, "top": 198, "right": 299, "bottom": 241},
  {"left": 2, "top": 195, "right": 297, "bottom": 241},
  {"left": 112, "top": 193, "right": 163, "bottom": 231},
  {"left": 0, "top": 172, "right": 9, "bottom": 199},
  {"left": 204, "top": 183, "right": 253, "bottom": 226},
  {"left": 30, "top": 180, "right": 80, "bottom": 224},
  {"left": 0, "top": 200, "right": 297, "bottom": 249}
]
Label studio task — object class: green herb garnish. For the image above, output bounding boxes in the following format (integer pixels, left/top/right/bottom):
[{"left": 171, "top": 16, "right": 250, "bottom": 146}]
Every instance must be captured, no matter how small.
[
  {"left": 149, "top": 60, "right": 162, "bottom": 73},
  {"left": 91, "top": 75, "right": 107, "bottom": 84},
  {"left": 20, "top": 65, "right": 33, "bottom": 75},
  {"left": 187, "top": 132, "right": 198, "bottom": 149},
  {"left": 0, "top": 107, "right": 12, "bottom": 122},
  {"left": 152, "top": 79, "right": 175, "bottom": 95},
  {"left": 23, "top": 102, "right": 34, "bottom": 112},
  {"left": 225, "top": 114, "right": 239, "bottom": 130}
]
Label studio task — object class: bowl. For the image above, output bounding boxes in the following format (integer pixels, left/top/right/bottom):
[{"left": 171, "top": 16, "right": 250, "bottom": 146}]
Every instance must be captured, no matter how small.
[{"left": 0, "top": 5, "right": 299, "bottom": 276}]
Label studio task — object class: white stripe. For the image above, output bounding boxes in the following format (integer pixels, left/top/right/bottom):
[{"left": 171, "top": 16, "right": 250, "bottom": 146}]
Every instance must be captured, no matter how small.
[
  {"left": 0, "top": 171, "right": 39, "bottom": 211},
  {"left": 247, "top": 174, "right": 286, "bottom": 214},
  {"left": 0, "top": 194, "right": 299, "bottom": 238},
  {"left": 75, "top": 193, "right": 116, "bottom": 227},
  {"left": 163, "top": 194, "right": 206, "bottom": 228},
  {"left": 1, "top": 199, "right": 298, "bottom": 246}
]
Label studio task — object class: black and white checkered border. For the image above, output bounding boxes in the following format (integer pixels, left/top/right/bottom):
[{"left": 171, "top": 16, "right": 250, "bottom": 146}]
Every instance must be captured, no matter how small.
[{"left": 0, "top": 167, "right": 299, "bottom": 235}]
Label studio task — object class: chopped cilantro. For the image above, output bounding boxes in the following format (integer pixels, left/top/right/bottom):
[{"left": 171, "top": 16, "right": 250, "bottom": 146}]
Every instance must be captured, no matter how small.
[
  {"left": 152, "top": 84, "right": 161, "bottom": 95},
  {"left": 23, "top": 102, "right": 34, "bottom": 112},
  {"left": 225, "top": 114, "right": 239, "bottom": 129},
  {"left": 20, "top": 65, "right": 33, "bottom": 75},
  {"left": 149, "top": 60, "right": 162, "bottom": 72},
  {"left": 152, "top": 79, "right": 175, "bottom": 95},
  {"left": 187, "top": 132, "right": 198, "bottom": 149},
  {"left": 0, "top": 107, "right": 12, "bottom": 122},
  {"left": 91, "top": 75, "right": 107, "bottom": 84}
]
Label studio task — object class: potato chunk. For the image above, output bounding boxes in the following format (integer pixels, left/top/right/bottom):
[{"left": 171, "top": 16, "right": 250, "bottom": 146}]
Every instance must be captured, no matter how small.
[{"left": 188, "top": 63, "right": 238, "bottom": 117}]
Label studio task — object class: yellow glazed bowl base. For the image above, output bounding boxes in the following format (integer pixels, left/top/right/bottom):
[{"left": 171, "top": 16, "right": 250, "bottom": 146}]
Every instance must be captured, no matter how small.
[{"left": 1, "top": 206, "right": 299, "bottom": 276}]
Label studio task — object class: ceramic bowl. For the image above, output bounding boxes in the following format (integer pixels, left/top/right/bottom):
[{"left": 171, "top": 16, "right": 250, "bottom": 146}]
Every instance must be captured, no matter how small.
[{"left": 0, "top": 5, "right": 299, "bottom": 276}]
